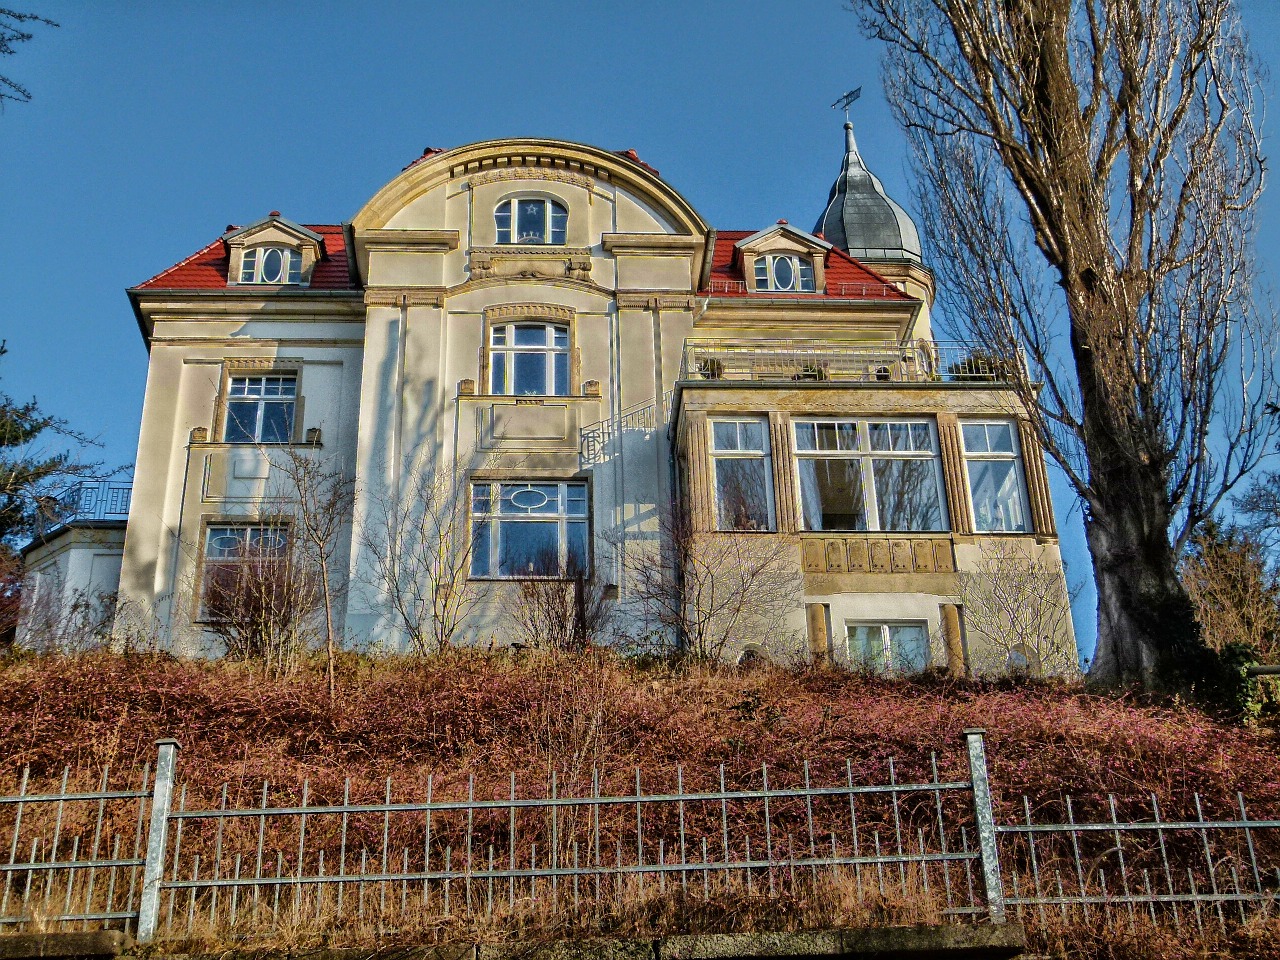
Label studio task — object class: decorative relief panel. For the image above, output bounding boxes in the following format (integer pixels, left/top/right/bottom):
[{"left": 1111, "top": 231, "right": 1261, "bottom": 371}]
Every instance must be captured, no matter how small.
[
  {"left": 801, "top": 536, "right": 956, "bottom": 575},
  {"left": 469, "top": 246, "right": 593, "bottom": 282},
  {"left": 466, "top": 168, "right": 594, "bottom": 190}
]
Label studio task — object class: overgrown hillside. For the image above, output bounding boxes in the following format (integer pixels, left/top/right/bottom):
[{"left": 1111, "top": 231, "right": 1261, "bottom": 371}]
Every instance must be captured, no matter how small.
[{"left": 0, "top": 651, "right": 1275, "bottom": 820}]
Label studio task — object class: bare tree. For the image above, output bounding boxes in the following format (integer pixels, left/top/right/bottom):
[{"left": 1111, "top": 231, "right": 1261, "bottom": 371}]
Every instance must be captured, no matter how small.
[
  {"left": 619, "top": 507, "right": 800, "bottom": 662},
  {"left": 266, "top": 446, "right": 355, "bottom": 700},
  {"left": 361, "top": 460, "right": 490, "bottom": 655},
  {"left": 1, "top": 9, "right": 57, "bottom": 108},
  {"left": 510, "top": 556, "right": 613, "bottom": 652},
  {"left": 1180, "top": 521, "right": 1280, "bottom": 662},
  {"left": 954, "top": 539, "right": 1078, "bottom": 677},
  {"left": 856, "top": 0, "right": 1277, "bottom": 688}
]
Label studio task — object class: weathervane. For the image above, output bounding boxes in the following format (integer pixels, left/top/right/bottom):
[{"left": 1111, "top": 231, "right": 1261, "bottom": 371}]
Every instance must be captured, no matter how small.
[{"left": 831, "top": 87, "right": 862, "bottom": 122}]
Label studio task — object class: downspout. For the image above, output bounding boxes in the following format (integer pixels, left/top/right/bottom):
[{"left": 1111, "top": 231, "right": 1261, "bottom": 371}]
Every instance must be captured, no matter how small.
[
  {"left": 165, "top": 434, "right": 195, "bottom": 648},
  {"left": 392, "top": 294, "right": 409, "bottom": 507}
]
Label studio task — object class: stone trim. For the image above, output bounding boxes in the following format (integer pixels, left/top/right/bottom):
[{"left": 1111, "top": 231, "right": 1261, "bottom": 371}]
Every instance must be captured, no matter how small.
[
  {"left": 465, "top": 167, "right": 595, "bottom": 190},
  {"left": 210, "top": 357, "right": 306, "bottom": 445},
  {"left": 364, "top": 288, "right": 446, "bottom": 307},
  {"left": 480, "top": 304, "right": 580, "bottom": 397},
  {"left": 684, "top": 412, "right": 714, "bottom": 533},
  {"left": 616, "top": 293, "right": 696, "bottom": 310},
  {"left": 936, "top": 413, "right": 974, "bottom": 535},
  {"left": 768, "top": 411, "right": 798, "bottom": 534},
  {"left": 469, "top": 246, "right": 593, "bottom": 282},
  {"left": 1018, "top": 418, "right": 1057, "bottom": 538},
  {"left": 942, "top": 602, "right": 967, "bottom": 677},
  {"left": 800, "top": 534, "right": 956, "bottom": 575}
]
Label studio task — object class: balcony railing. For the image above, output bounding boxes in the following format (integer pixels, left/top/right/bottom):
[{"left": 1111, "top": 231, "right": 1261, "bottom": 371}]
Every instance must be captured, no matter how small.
[
  {"left": 33, "top": 480, "right": 132, "bottom": 537},
  {"left": 678, "top": 338, "right": 1026, "bottom": 386}
]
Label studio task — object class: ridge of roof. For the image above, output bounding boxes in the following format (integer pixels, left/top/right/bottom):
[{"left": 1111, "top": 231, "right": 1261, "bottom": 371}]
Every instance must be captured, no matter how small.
[{"left": 133, "top": 224, "right": 356, "bottom": 291}]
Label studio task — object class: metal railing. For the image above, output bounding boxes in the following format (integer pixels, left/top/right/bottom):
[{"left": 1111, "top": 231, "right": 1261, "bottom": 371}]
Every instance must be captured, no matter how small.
[
  {"left": 579, "top": 391, "right": 673, "bottom": 466},
  {"left": 678, "top": 339, "right": 1026, "bottom": 387},
  {"left": 1, "top": 731, "right": 1276, "bottom": 943},
  {"left": 34, "top": 481, "right": 133, "bottom": 537},
  {"left": 701, "top": 280, "right": 903, "bottom": 298}
]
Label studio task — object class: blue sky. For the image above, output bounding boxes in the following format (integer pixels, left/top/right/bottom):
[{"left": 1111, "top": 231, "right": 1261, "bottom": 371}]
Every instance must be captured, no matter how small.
[{"left": 4, "top": 1, "right": 1279, "bottom": 661}]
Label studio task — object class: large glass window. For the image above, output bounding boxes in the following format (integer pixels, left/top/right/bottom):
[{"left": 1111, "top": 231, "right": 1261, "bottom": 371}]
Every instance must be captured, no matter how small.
[
  {"left": 470, "top": 481, "right": 589, "bottom": 578},
  {"left": 495, "top": 198, "right": 568, "bottom": 245},
  {"left": 847, "top": 621, "right": 931, "bottom": 673},
  {"left": 224, "top": 375, "right": 297, "bottom": 443},
  {"left": 489, "top": 323, "right": 570, "bottom": 396},
  {"left": 794, "top": 419, "right": 946, "bottom": 532},
  {"left": 240, "top": 247, "right": 303, "bottom": 284},
  {"left": 201, "top": 524, "right": 289, "bottom": 619},
  {"left": 753, "top": 254, "right": 816, "bottom": 292},
  {"left": 961, "top": 421, "right": 1030, "bottom": 533},
  {"left": 710, "top": 418, "right": 774, "bottom": 531}
]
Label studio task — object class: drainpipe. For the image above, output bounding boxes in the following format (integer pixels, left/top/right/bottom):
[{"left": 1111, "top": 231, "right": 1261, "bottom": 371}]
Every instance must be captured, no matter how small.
[
  {"left": 391, "top": 294, "right": 409, "bottom": 507},
  {"left": 165, "top": 434, "right": 195, "bottom": 648}
]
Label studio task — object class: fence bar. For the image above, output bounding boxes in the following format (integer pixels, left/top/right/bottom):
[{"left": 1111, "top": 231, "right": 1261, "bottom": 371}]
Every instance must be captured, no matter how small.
[
  {"left": 136, "top": 739, "right": 179, "bottom": 943},
  {"left": 964, "top": 729, "right": 1005, "bottom": 924}
]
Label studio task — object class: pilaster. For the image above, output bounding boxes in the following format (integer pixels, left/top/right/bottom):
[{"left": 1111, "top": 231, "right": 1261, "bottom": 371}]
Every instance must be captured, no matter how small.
[
  {"left": 1018, "top": 419, "right": 1057, "bottom": 538},
  {"left": 936, "top": 413, "right": 973, "bottom": 535},
  {"left": 685, "top": 412, "right": 714, "bottom": 533},
  {"left": 768, "top": 411, "right": 798, "bottom": 533}
]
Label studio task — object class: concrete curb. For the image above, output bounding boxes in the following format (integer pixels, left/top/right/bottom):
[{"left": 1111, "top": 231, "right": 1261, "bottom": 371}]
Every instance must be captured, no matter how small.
[{"left": 0, "top": 932, "right": 131, "bottom": 960}]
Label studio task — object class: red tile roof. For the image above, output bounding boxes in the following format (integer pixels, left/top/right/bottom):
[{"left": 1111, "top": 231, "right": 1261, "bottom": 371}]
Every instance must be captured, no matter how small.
[
  {"left": 133, "top": 225, "right": 357, "bottom": 291},
  {"left": 702, "top": 230, "right": 912, "bottom": 300}
]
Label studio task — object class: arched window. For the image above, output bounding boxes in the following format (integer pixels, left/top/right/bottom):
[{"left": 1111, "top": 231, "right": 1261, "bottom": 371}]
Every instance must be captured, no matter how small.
[
  {"left": 489, "top": 322, "right": 569, "bottom": 396},
  {"left": 753, "top": 254, "right": 816, "bottom": 292},
  {"left": 240, "top": 246, "right": 303, "bottom": 284},
  {"left": 495, "top": 198, "right": 568, "bottom": 245}
]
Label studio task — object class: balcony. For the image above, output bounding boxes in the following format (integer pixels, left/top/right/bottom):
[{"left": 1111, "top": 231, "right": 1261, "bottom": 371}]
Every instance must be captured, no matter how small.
[
  {"left": 33, "top": 480, "right": 133, "bottom": 538},
  {"left": 678, "top": 339, "right": 1025, "bottom": 387}
]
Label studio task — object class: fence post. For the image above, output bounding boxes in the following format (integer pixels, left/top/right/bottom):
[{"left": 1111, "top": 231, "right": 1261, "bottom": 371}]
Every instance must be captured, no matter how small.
[
  {"left": 964, "top": 729, "right": 1006, "bottom": 924},
  {"left": 137, "top": 738, "right": 180, "bottom": 943}
]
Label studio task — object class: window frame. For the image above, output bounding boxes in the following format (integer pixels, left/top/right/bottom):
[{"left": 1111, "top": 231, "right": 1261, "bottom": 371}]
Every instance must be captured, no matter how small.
[
  {"left": 708, "top": 417, "right": 776, "bottom": 532},
  {"left": 468, "top": 480, "right": 591, "bottom": 579},
  {"left": 792, "top": 417, "right": 949, "bottom": 533},
  {"left": 198, "top": 521, "right": 291, "bottom": 621},
  {"left": 239, "top": 246, "right": 304, "bottom": 284},
  {"left": 494, "top": 197, "right": 569, "bottom": 245},
  {"left": 845, "top": 620, "right": 932, "bottom": 674},
  {"left": 959, "top": 420, "right": 1032, "bottom": 534},
  {"left": 753, "top": 254, "right": 817, "bottom": 292},
  {"left": 222, "top": 374, "right": 298, "bottom": 444},
  {"left": 487, "top": 321, "right": 571, "bottom": 397}
]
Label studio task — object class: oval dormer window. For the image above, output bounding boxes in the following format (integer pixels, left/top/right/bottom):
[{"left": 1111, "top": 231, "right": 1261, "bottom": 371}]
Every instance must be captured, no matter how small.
[
  {"left": 753, "top": 254, "right": 816, "bottom": 292},
  {"left": 241, "top": 247, "right": 303, "bottom": 284},
  {"left": 495, "top": 198, "right": 567, "bottom": 245}
]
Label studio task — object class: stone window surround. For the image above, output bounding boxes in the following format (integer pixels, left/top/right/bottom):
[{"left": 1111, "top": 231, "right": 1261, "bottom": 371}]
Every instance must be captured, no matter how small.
[
  {"left": 464, "top": 473, "right": 595, "bottom": 581},
  {"left": 208, "top": 358, "right": 307, "bottom": 447},
  {"left": 226, "top": 236, "right": 320, "bottom": 289},
  {"left": 189, "top": 513, "right": 291, "bottom": 624},
  {"left": 478, "top": 304, "right": 582, "bottom": 398}
]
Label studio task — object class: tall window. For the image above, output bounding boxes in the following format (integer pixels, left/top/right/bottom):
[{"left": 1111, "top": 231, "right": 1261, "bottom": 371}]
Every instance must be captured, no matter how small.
[
  {"left": 201, "top": 524, "right": 289, "bottom": 619},
  {"left": 961, "top": 421, "right": 1030, "bottom": 533},
  {"left": 470, "top": 481, "right": 589, "bottom": 578},
  {"left": 240, "top": 247, "right": 303, "bottom": 284},
  {"left": 495, "top": 198, "right": 568, "bottom": 245},
  {"left": 710, "top": 418, "right": 774, "bottom": 531},
  {"left": 224, "top": 375, "right": 297, "bottom": 443},
  {"left": 489, "top": 323, "right": 569, "bottom": 396},
  {"left": 847, "top": 621, "right": 931, "bottom": 673},
  {"left": 754, "top": 254, "right": 816, "bottom": 292},
  {"left": 794, "top": 419, "right": 947, "bottom": 532}
]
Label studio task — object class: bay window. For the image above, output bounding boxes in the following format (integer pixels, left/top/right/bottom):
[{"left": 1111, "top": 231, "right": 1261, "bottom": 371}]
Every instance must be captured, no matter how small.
[
  {"left": 710, "top": 418, "right": 774, "bottom": 532},
  {"left": 960, "top": 421, "right": 1030, "bottom": 533}
]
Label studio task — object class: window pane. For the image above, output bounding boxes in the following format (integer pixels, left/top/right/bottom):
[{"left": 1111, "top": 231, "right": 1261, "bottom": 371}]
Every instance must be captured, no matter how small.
[
  {"left": 988, "top": 422, "right": 1015, "bottom": 453},
  {"left": 549, "top": 204, "right": 567, "bottom": 244},
  {"left": 566, "top": 521, "right": 589, "bottom": 575},
  {"left": 500, "top": 484, "right": 560, "bottom": 515},
  {"left": 815, "top": 421, "right": 857, "bottom": 452},
  {"left": 498, "top": 520, "right": 559, "bottom": 576},
  {"left": 739, "top": 420, "right": 765, "bottom": 451},
  {"left": 516, "top": 199, "right": 546, "bottom": 243},
  {"left": 514, "top": 324, "right": 547, "bottom": 346},
  {"left": 889, "top": 624, "right": 930, "bottom": 672},
  {"left": 872, "top": 459, "right": 946, "bottom": 531},
  {"left": 240, "top": 250, "right": 257, "bottom": 283},
  {"left": 712, "top": 422, "right": 739, "bottom": 451},
  {"left": 260, "top": 401, "right": 294, "bottom": 443},
  {"left": 225, "top": 401, "right": 258, "bottom": 443},
  {"left": 287, "top": 251, "right": 302, "bottom": 283},
  {"left": 714, "top": 458, "right": 772, "bottom": 531},
  {"left": 772, "top": 256, "right": 795, "bottom": 290},
  {"left": 553, "top": 326, "right": 568, "bottom": 348},
  {"left": 848, "top": 625, "right": 886, "bottom": 671},
  {"left": 472, "top": 484, "right": 492, "bottom": 514},
  {"left": 794, "top": 422, "right": 817, "bottom": 451},
  {"left": 553, "top": 352, "right": 569, "bottom": 396},
  {"left": 797, "top": 259, "right": 815, "bottom": 291},
  {"left": 962, "top": 423, "right": 989, "bottom": 453},
  {"left": 754, "top": 259, "right": 769, "bottom": 289},
  {"left": 513, "top": 352, "right": 547, "bottom": 395},
  {"left": 495, "top": 204, "right": 512, "bottom": 244},
  {"left": 491, "top": 326, "right": 507, "bottom": 346},
  {"left": 566, "top": 484, "right": 589, "bottom": 517},
  {"left": 910, "top": 423, "right": 932, "bottom": 451},
  {"left": 968, "top": 460, "right": 1028, "bottom": 532},
  {"left": 470, "top": 519, "right": 492, "bottom": 577},
  {"left": 491, "top": 352, "right": 507, "bottom": 393},
  {"left": 798, "top": 459, "right": 867, "bottom": 531},
  {"left": 261, "top": 248, "right": 284, "bottom": 283},
  {"left": 207, "top": 528, "right": 246, "bottom": 559}
]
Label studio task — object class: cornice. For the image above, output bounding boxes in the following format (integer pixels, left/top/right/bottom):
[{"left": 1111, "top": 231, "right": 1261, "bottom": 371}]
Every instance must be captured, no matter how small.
[
  {"left": 364, "top": 287, "right": 447, "bottom": 307},
  {"left": 616, "top": 294, "right": 697, "bottom": 310},
  {"left": 601, "top": 233, "right": 703, "bottom": 256},
  {"left": 359, "top": 229, "right": 460, "bottom": 253},
  {"left": 465, "top": 167, "right": 595, "bottom": 191}
]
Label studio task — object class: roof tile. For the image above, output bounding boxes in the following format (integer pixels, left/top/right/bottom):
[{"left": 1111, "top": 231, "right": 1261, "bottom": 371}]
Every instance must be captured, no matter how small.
[{"left": 134, "top": 225, "right": 357, "bottom": 291}]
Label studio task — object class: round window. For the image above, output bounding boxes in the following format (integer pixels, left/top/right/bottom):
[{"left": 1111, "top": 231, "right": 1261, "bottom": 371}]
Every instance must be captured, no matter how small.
[
  {"left": 510, "top": 488, "right": 551, "bottom": 511},
  {"left": 772, "top": 256, "right": 795, "bottom": 290},
  {"left": 260, "top": 248, "right": 284, "bottom": 282}
]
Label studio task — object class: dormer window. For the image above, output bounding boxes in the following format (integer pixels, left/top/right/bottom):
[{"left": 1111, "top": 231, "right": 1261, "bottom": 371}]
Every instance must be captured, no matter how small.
[
  {"left": 240, "top": 246, "right": 303, "bottom": 284},
  {"left": 495, "top": 198, "right": 567, "bottom": 245},
  {"left": 754, "top": 254, "right": 816, "bottom": 292}
]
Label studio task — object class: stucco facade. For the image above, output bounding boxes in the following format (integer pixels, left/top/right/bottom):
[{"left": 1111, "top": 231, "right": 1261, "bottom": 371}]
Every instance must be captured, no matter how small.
[{"left": 97, "top": 132, "right": 1075, "bottom": 674}]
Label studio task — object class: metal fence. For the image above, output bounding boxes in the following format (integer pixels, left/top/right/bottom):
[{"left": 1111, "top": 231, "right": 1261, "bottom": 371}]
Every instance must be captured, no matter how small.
[
  {"left": 0, "top": 732, "right": 1275, "bottom": 943},
  {"left": 33, "top": 480, "right": 133, "bottom": 537}
]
